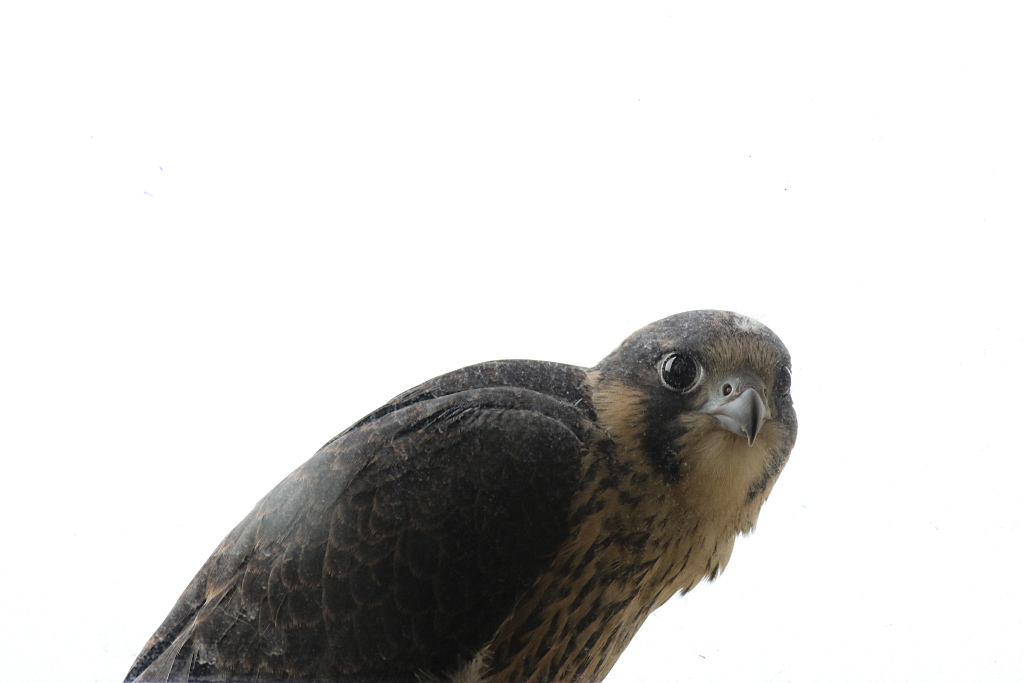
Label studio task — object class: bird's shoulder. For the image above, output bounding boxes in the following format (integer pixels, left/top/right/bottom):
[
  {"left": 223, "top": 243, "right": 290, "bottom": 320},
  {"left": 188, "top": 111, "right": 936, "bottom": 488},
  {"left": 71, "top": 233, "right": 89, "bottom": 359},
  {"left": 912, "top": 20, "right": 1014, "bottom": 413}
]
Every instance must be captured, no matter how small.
[{"left": 341, "top": 358, "right": 597, "bottom": 434}]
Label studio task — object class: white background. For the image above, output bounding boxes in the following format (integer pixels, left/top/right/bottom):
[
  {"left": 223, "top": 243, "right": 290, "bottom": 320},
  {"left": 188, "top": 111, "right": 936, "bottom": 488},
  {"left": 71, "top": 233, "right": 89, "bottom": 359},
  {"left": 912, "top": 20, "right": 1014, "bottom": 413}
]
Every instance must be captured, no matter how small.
[{"left": 2, "top": 3, "right": 1022, "bottom": 681}]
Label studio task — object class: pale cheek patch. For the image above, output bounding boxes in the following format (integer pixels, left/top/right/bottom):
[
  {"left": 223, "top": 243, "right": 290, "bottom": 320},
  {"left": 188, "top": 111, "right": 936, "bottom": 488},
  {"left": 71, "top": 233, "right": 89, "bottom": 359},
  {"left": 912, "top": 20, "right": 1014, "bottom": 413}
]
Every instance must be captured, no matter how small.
[
  {"left": 672, "top": 416, "right": 777, "bottom": 533},
  {"left": 588, "top": 378, "right": 648, "bottom": 456},
  {"left": 746, "top": 420, "right": 791, "bottom": 496}
]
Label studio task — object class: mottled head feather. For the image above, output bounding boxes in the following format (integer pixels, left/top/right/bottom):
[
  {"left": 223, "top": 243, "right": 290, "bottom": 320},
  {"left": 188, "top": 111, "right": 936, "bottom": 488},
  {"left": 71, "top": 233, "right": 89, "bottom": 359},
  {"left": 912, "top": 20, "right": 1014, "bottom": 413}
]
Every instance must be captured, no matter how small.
[
  {"left": 589, "top": 309, "right": 797, "bottom": 503},
  {"left": 594, "top": 310, "right": 790, "bottom": 386}
]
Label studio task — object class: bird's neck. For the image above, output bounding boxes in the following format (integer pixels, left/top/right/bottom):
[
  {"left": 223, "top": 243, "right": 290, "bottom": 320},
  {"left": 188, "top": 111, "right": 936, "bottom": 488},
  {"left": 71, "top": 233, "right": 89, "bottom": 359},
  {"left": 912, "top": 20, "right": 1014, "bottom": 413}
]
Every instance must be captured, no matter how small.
[
  {"left": 480, "top": 441, "right": 744, "bottom": 683},
  {"left": 479, "top": 376, "right": 778, "bottom": 683}
]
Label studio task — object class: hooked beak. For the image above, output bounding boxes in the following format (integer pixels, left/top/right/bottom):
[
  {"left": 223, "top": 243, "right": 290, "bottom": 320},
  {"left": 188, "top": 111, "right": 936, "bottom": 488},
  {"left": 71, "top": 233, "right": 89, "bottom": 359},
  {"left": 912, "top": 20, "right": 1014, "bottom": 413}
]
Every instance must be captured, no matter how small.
[{"left": 706, "top": 386, "right": 769, "bottom": 446}]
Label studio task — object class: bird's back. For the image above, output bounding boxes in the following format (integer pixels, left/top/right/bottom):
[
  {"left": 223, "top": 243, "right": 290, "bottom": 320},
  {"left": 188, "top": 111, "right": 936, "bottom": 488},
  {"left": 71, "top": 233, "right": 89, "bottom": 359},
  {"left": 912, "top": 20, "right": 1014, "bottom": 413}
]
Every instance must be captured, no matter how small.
[{"left": 126, "top": 360, "right": 601, "bottom": 682}]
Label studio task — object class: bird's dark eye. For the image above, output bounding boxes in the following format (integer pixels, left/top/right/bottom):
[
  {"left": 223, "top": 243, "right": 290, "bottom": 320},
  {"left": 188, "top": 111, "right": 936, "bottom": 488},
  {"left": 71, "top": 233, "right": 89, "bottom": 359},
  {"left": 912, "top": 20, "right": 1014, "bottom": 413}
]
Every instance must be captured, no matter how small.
[
  {"left": 660, "top": 353, "right": 702, "bottom": 392},
  {"left": 776, "top": 365, "right": 792, "bottom": 397}
]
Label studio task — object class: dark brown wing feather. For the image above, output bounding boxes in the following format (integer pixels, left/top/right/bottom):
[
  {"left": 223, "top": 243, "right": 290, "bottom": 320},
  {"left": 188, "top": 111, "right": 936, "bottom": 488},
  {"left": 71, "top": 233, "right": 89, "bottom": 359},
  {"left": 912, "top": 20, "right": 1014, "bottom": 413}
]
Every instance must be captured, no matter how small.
[{"left": 127, "top": 361, "right": 597, "bottom": 682}]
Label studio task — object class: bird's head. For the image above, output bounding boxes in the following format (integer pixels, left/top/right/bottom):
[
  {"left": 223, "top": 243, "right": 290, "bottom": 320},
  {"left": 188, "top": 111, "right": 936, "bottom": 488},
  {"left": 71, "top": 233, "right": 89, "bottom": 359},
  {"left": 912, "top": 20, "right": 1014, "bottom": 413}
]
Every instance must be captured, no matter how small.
[{"left": 588, "top": 310, "right": 797, "bottom": 530}]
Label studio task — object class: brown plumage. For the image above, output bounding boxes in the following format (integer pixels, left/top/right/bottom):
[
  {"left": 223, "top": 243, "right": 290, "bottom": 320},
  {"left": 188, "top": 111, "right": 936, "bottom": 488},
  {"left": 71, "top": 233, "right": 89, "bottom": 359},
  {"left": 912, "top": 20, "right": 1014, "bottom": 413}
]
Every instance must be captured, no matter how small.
[{"left": 127, "top": 310, "right": 797, "bottom": 682}]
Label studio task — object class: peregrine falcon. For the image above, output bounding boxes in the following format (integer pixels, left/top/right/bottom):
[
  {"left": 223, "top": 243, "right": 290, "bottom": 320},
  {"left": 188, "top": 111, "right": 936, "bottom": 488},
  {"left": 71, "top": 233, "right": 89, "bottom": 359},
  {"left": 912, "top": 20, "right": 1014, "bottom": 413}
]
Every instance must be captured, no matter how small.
[{"left": 126, "top": 310, "right": 797, "bottom": 682}]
